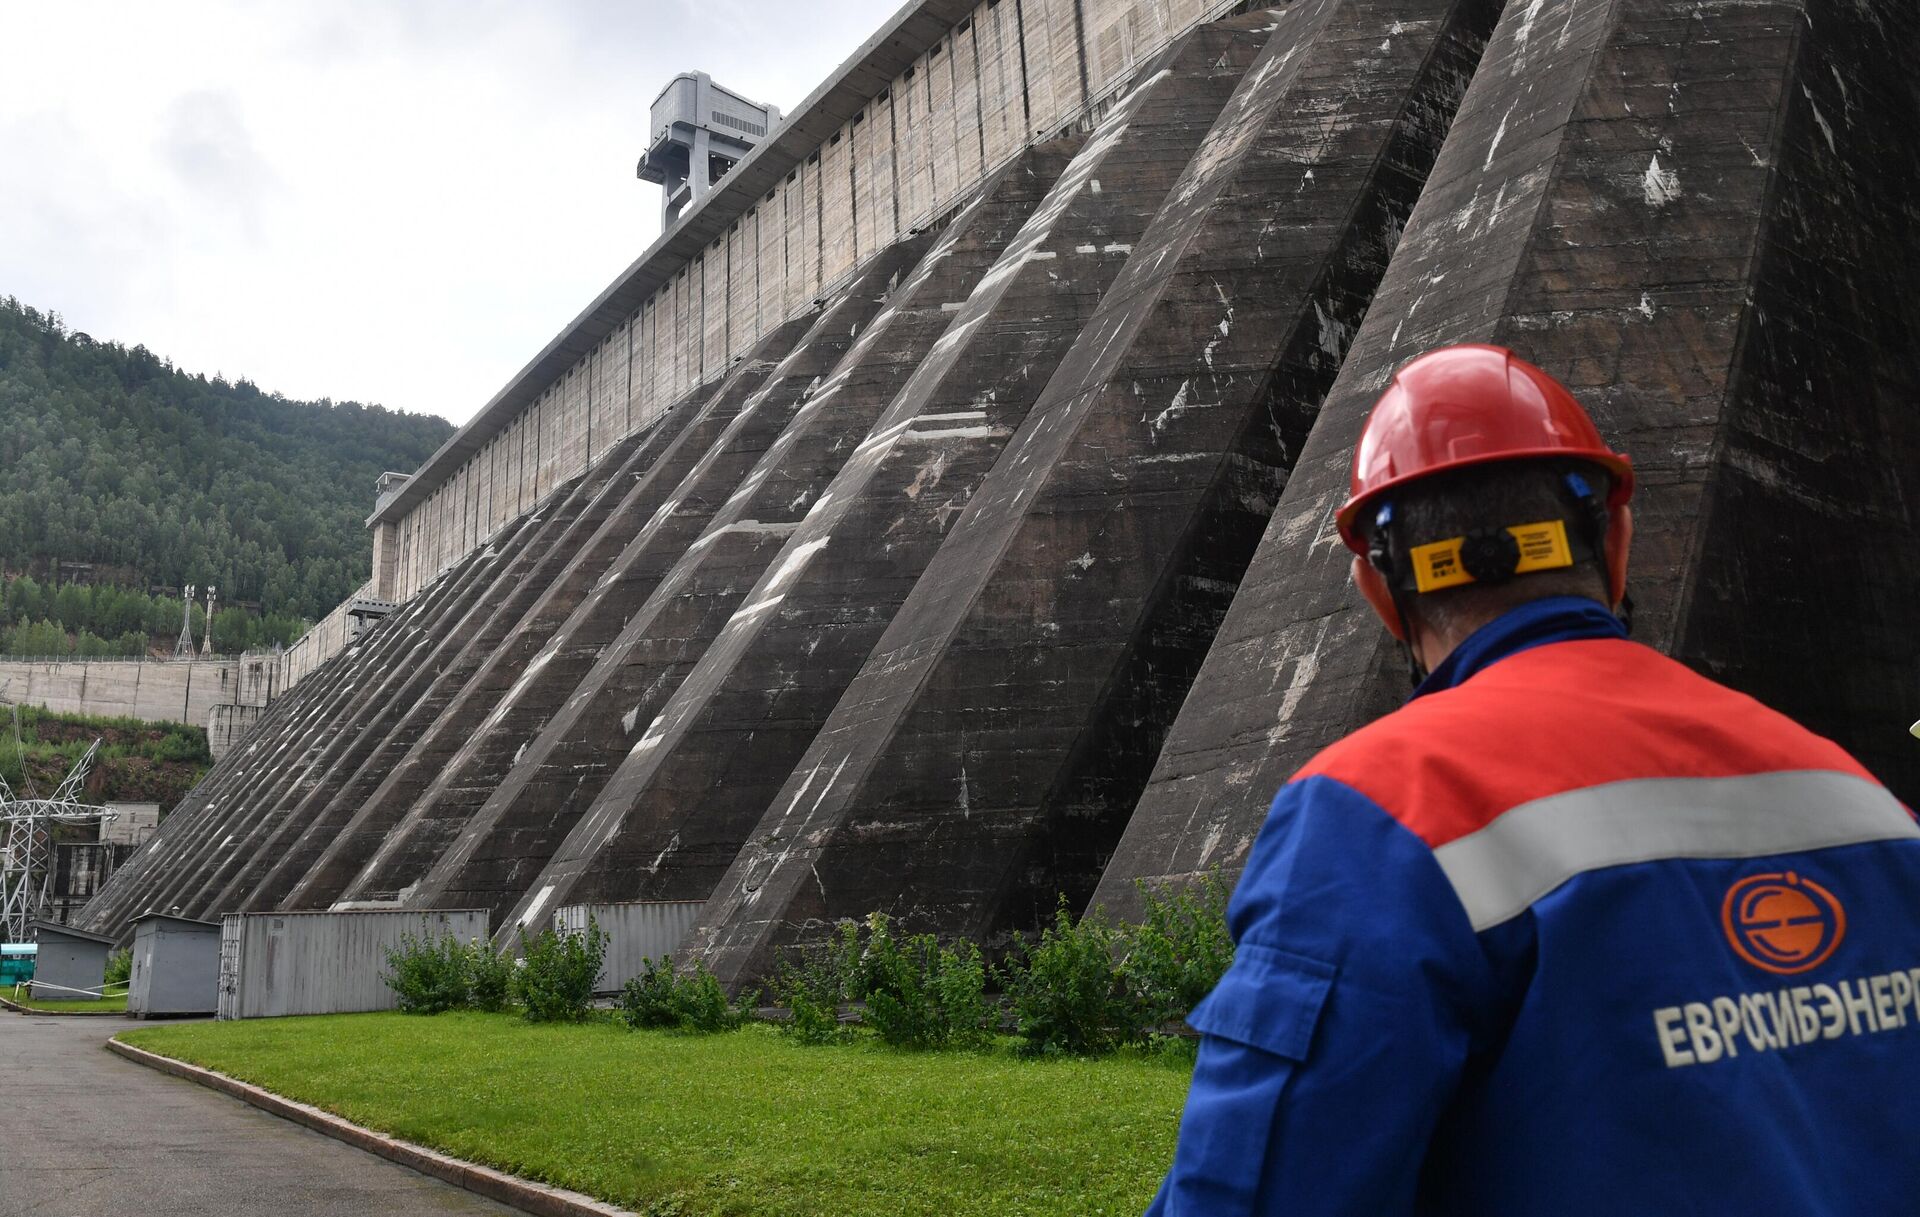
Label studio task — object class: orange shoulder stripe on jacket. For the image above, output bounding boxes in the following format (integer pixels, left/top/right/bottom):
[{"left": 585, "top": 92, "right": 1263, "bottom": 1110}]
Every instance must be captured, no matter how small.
[{"left": 1294, "top": 639, "right": 1874, "bottom": 850}]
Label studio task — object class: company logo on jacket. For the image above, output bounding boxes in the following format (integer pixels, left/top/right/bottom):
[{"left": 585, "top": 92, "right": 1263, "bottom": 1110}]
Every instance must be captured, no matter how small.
[{"left": 1654, "top": 871, "right": 1915, "bottom": 1069}]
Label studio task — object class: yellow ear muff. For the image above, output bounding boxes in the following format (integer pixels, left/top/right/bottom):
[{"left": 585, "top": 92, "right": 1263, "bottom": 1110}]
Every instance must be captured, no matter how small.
[{"left": 1409, "top": 519, "right": 1574, "bottom": 594}]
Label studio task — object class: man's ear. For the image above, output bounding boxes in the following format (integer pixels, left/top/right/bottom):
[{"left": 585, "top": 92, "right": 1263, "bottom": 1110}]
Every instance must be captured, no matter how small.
[
  {"left": 1604, "top": 503, "right": 1633, "bottom": 607},
  {"left": 1352, "top": 554, "right": 1406, "bottom": 641}
]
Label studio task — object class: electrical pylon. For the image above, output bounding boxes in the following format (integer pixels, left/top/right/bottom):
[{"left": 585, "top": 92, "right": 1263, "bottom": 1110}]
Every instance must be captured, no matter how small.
[
  {"left": 174, "top": 584, "right": 196, "bottom": 659},
  {"left": 0, "top": 691, "right": 110, "bottom": 940}
]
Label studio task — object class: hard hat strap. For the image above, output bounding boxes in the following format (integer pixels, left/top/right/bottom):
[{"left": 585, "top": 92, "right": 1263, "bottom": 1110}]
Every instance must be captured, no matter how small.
[
  {"left": 1366, "top": 503, "right": 1430, "bottom": 686},
  {"left": 1563, "top": 468, "right": 1633, "bottom": 634}
]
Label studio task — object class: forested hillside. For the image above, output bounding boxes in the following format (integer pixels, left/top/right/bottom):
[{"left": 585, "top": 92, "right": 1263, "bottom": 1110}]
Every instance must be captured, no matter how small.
[
  {"left": 0, "top": 706, "right": 212, "bottom": 813},
  {"left": 0, "top": 297, "right": 452, "bottom": 634}
]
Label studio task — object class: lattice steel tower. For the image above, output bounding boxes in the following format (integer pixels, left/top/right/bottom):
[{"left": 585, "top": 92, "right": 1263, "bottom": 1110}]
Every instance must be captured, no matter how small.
[
  {"left": 174, "top": 584, "right": 196, "bottom": 658},
  {"left": 0, "top": 693, "right": 109, "bottom": 940}
]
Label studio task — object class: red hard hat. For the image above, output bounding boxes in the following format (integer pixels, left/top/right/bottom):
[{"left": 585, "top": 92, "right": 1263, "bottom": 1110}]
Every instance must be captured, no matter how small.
[{"left": 1334, "top": 344, "right": 1633, "bottom": 553}]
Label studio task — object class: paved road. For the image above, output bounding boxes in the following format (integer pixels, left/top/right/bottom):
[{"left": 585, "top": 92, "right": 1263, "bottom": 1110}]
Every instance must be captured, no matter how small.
[{"left": 0, "top": 1013, "right": 517, "bottom": 1217}]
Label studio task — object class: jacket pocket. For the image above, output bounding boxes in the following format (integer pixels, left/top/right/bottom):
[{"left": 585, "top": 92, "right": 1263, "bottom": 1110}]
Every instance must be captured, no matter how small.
[{"left": 1186, "top": 941, "right": 1335, "bottom": 1060}]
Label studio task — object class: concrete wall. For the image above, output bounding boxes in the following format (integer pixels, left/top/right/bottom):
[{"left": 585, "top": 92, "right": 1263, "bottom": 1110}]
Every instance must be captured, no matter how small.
[
  {"left": 376, "top": 0, "right": 1240, "bottom": 603},
  {"left": 0, "top": 658, "right": 267, "bottom": 727},
  {"left": 207, "top": 704, "right": 269, "bottom": 759},
  {"left": 0, "top": 586, "right": 360, "bottom": 756},
  {"left": 275, "top": 582, "right": 373, "bottom": 691}
]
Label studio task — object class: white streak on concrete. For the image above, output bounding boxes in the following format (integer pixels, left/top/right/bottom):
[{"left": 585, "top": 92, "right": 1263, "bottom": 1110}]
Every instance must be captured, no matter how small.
[
  {"left": 1643, "top": 155, "right": 1682, "bottom": 207},
  {"left": 1512, "top": 0, "right": 1545, "bottom": 51},
  {"left": 1313, "top": 300, "right": 1351, "bottom": 359},
  {"left": 1803, "top": 87, "right": 1837, "bottom": 155},
  {"left": 687, "top": 519, "right": 801, "bottom": 553},
  {"left": 518, "top": 884, "right": 556, "bottom": 927},
  {"left": 766, "top": 536, "right": 830, "bottom": 592},
  {"left": 1150, "top": 380, "right": 1194, "bottom": 436},
  {"left": 629, "top": 715, "right": 667, "bottom": 757},
  {"left": 900, "top": 425, "right": 999, "bottom": 442}
]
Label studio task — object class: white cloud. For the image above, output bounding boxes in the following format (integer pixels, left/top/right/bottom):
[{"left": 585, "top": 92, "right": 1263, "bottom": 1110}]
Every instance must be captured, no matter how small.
[{"left": 0, "top": 0, "right": 898, "bottom": 423}]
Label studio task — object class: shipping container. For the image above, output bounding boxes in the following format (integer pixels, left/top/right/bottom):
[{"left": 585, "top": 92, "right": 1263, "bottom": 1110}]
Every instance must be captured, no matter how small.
[
  {"left": 217, "top": 909, "right": 488, "bottom": 1020},
  {"left": 553, "top": 901, "right": 705, "bottom": 994},
  {"left": 127, "top": 913, "right": 221, "bottom": 1018},
  {"left": 1, "top": 942, "right": 36, "bottom": 987},
  {"left": 29, "top": 920, "right": 115, "bottom": 1000}
]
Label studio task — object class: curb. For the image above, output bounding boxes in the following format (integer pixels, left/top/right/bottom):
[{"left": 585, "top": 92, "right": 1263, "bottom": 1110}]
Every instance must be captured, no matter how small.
[
  {"left": 106, "top": 1038, "right": 635, "bottom": 1217},
  {"left": 0, "top": 994, "right": 125, "bottom": 1017}
]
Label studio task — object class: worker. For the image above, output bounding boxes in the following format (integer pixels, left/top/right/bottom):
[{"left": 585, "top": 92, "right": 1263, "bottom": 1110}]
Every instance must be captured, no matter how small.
[{"left": 1147, "top": 344, "right": 1920, "bottom": 1215}]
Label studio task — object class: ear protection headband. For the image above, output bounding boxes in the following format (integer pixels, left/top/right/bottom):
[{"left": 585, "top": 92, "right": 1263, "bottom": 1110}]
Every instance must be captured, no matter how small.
[{"left": 1367, "top": 468, "right": 1611, "bottom": 596}]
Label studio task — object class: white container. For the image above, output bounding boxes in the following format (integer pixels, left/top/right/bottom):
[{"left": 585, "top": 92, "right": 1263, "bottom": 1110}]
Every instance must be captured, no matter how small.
[
  {"left": 552, "top": 901, "right": 704, "bottom": 994},
  {"left": 217, "top": 909, "right": 488, "bottom": 1019}
]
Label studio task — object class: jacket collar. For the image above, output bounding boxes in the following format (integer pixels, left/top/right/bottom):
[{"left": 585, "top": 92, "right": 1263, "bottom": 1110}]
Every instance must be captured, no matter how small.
[{"left": 1412, "top": 596, "right": 1628, "bottom": 700}]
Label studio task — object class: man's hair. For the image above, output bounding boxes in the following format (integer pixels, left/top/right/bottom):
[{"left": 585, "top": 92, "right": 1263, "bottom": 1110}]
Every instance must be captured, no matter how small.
[{"left": 1365, "top": 459, "right": 1613, "bottom": 638}]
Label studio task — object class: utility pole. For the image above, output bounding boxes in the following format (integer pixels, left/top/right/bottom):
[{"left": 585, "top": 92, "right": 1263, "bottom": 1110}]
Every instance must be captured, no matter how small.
[
  {"left": 174, "top": 585, "right": 196, "bottom": 659},
  {"left": 200, "top": 585, "right": 217, "bottom": 657}
]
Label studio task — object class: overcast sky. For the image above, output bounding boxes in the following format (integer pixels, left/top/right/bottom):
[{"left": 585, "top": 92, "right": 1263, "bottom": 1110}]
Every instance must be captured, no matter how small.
[{"left": 0, "top": 0, "right": 899, "bottom": 426}]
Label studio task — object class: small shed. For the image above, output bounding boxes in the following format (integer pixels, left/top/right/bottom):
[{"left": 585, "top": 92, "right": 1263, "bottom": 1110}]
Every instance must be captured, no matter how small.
[
  {"left": 29, "top": 921, "right": 116, "bottom": 1001},
  {"left": 218, "top": 908, "right": 489, "bottom": 1019},
  {"left": 553, "top": 901, "right": 706, "bottom": 994},
  {"left": 127, "top": 913, "right": 221, "bottom": 1017}
]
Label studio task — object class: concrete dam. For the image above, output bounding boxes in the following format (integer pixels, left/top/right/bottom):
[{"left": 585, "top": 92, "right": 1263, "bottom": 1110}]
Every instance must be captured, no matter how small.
[{"left": 80, "top": 0, "right": 1920, "bottom": 989}]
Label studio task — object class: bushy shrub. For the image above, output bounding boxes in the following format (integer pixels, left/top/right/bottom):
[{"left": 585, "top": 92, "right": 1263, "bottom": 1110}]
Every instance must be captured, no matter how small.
[
  {"left": 784, "top": 986, "right": 844, "bottom": 1045},
  {"left": 861, "top": 914, "right": 992, "bottom": 1050},
  {"left": 762, "top": 874, "right": 1234, "bottom": 1057},
  {"left": 466, "top": 940, "right": 515, "bottom": 1013},
  {"left": 384, "top": 933, "right": 476, "bottom": 1014},
  {"left": 103, "top": 948, "right": 131, "bottom": 987},
  {"left": 618, "top": 956, "right": 750, "bottom": 1033},
  {"left": 773, "top": 920, "right": 863, "bottom": 1045},
  {"left": 152, "top": 728, "right": 212, "bottom": 765},
  {"left": 618, "top": 956, "right": 682, "bottom": 1029},
  {"left": 999, "top": 901, "right": 1142, "bottom": 1056},
  {"left": 513, "top": 920, "right": 606, "bottom": 1023},
  {"left": 674, "top": 963, "right": 745, "bottom": 1033},
  {"left": 1121, "top": 875, "right": 1235, "bottom": 1029},
  {"left": 773, "top": 915, "right": 991, "bottom": 1049}
]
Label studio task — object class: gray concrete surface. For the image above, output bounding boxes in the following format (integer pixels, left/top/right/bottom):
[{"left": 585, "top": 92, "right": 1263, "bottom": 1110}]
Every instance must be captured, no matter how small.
[{"left": 0, "top": 1014, "right": 516, "bottom": 1217}]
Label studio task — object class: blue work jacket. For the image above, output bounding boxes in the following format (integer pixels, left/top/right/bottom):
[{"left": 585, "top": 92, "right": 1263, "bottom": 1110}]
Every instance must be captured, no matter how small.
[{"left": 1148, "top": 597, "right": 1920, "bottom": 1214}]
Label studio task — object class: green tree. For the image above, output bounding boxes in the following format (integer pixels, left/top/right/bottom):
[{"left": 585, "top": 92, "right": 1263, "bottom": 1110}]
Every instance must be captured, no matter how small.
[
  {"left": 210, "top": 606, "right": 252, "bottom": 654},
  {"left": 4, "top": 618, "right": 68, "bottom": 656},
  {"left": 52, "top": 583, "right": 87, "bottom": 631},
  {"left": 0, "top": 296, "right": 452, "bottom": 623}
]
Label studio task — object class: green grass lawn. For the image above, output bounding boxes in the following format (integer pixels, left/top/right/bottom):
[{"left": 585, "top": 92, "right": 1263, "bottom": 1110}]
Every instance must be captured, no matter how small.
[
  {"left": 121, "top": 1013, "right": 1190, "bottom": 1216},
  {"left": 7, "top": 990, "right": 127, "bottom": 1013}
]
